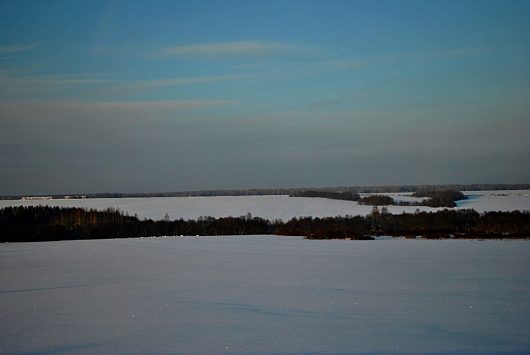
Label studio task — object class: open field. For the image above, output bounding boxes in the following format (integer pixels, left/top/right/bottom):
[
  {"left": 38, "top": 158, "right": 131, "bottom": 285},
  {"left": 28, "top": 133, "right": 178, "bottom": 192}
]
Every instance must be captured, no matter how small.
[
  {"left": 1, "top": 190, "right": 529, "bottom": 221},
  {"left": 1, "top": 236, "right": 529, "bottom": 354}
]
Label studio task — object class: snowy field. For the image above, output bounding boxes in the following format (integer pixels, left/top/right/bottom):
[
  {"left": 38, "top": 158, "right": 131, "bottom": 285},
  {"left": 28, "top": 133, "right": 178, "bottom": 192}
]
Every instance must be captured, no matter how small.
[
  {"left": 1, "top": 190, "right": 529, "bottom": 221},
  {"left": 1, "top": 236, "right": 529, "bottom": 354},
  {"left": 455, "top": 190, "right": 530, "bottom": 213}
]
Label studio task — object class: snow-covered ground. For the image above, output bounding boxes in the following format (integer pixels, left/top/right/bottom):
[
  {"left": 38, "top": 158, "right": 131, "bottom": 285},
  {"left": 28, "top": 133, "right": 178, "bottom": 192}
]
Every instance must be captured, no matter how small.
[
  {"left": 1, "top": 190, "right": 529, "bottom": 221},
  {"left": 361, "top": 190, "right": 530, "bottom": 212},
  {"left": 455, "top": 190, "right": 530, "bottom": 213},
  {"left": 1, "top": 236, "right": 529, "bottom": 354}
]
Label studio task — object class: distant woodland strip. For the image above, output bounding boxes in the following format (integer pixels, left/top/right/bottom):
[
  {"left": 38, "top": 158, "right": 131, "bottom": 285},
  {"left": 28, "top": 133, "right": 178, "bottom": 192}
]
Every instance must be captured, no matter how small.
[
  {"left": 1, "top": 206, "right": 529, "bottom": 242},
  {"left": 289, "top": 189, "right": 467, "bottom": 208},
  {"left": 358, "top": 190, "right": 467, "bottom": 208},
  {"left": 2, "top": 184, "right": 529, "bottom": 200}
]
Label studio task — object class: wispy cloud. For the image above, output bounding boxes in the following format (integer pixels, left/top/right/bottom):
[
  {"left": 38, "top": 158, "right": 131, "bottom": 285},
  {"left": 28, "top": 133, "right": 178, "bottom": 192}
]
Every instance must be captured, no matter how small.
[
  {"left": 101, "top": 74, "right": 253, "bottom": 97},
  {"left": 85, "top": 99, "right": 236, "bottom": 111},
  {"left": 0, "top": 100, "right": 237, "bottom": 122},
  {"left": 74, "top": 74, "right": 253, "bottom": 101},
  {"left": 137, "top": 74, "right": 254, "bottom": 88},
  {"left": 1, "top": 99, "right": 235, "bottom": 110},
  {"left": 0, "top": 74, "right": 115, "bottom": 100},
  {"left": 306, "top": 91, "right": 372, "bottom": 110},
  {"left": 0, "top": 65, "right": 44, "bottom": 75},
  {"left": 0, "top": 73, "right": 239, "bottom": 89},
  {"left": 325, "top": 60, "right": 365, "bottom": 70},
  {"left": 0, "top": 73, "right": 251, "bottom": 101},
  {"left": 0, "top": 75, "right": 112, "bottom": 86},
  {"left": 308, "top": 95, "right": 356, "bottom": 109},
  {"left": 0, "top": 43, "right": 39, "bottom": 54},
  {"left": 156, "top": 40, "right": 316, "bottom": 59},
  {"left": 381, "top": 47, "right": 494, "bottom": 62}
]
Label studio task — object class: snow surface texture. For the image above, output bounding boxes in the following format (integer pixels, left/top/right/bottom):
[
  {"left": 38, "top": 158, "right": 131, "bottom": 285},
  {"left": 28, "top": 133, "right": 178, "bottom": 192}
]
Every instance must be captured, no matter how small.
[
  {"left": 1, "top": 236, "right": 529, "bottom": 354},
  {"left": 1, "top": 190, "right": 529, "bottom": 221}
]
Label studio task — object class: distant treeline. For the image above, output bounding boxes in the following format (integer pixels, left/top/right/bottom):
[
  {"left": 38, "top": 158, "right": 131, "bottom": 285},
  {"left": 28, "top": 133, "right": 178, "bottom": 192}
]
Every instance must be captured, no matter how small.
[
  {"left": 1, "top": 206, "right": 529, "bottom": 242},
  {"left": 359, "top": 189, "right": 467, "bottom": 208},
  {"left": 352, "top": 183, "right": 530, "bottom": 193},
  {"left": 359, "top": 195, "right": 395, "bottom": 206},
  {"left": 289, "top": 190, "right": 360, "bottom": 201},
  {"left": 2, "top": 184, "right": 529, "bottom": 200},
  {"left": 410, "top": 189, "right": 467, "bottom": 207}
]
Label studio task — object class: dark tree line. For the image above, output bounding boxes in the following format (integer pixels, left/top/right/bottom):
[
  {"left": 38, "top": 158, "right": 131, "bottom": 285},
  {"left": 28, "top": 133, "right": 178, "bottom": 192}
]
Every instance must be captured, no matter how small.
[
  {"left": 0, "top": 207, "right": 274, "bottom": 243},
  {"left": 276, "top": 208, "right": 530, "bottom": 240},
  {"left": 4, "top": 184, "right": 529, "bottom": 201},
  {"left": 289, "top": 189, "right": 468, "bottom": 207},
  {"left": 410, "top": 189, "right": 467, "bottom": 207},
  {"left": 359, "top": 195, "right": 395, "bottom": 206},
  {"left": 359, "top": 189, "right": 467, "bottom": 208},
  {"left": 1, "top": 206, "right": 529, "bottom": 242},
  {"left": 289, "top": 190, "right": 360, "bottom": 201}
]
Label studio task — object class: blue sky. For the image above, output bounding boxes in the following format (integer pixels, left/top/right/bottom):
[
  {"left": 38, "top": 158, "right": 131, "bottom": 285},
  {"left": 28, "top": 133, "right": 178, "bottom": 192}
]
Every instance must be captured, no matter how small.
[{"left": 1, "top": 0, "right": 529, "bottom": 194}]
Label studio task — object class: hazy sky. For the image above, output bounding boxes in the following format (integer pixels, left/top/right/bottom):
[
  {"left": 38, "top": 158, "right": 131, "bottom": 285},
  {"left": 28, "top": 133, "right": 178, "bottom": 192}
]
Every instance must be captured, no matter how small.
[{"left": 1, "top": 0, "right": 529, "bottom": 195}]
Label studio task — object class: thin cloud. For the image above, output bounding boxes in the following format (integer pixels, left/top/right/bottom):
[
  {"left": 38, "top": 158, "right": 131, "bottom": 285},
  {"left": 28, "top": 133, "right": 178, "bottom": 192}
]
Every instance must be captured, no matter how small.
[
  {"left": 307, "top": 92, "right": 364, "bottom": 110},
  {"left": 139, "top": 74, "right": 254, "bottom": 88},
  {"left": 99, "top": 74, "right": 254, "bottom": 99},
  {"left": 156, "top": 40, "right": 316, "bottom": 59},
  {"left": 0, "top": 65, "right": 44, "bottom": 75},
  {"left": 66, "top": 75, "right": 241, "bottom": 97},
  {"left": 0, "top": 74, "right": 115, "bottom": 100},
  {"left": 308, "top": 96, "right": 351, "bottom": 109},
  {"left": 381, "top": 47, "right": 495, "bottom": 61},
  {"left": 0, "top": 74, "right": 240, "bottom": 89},
  {"left": 0, "top": 43, "right": 39, "bottom": 54},
  {"left": 0, "top": 74, "right": 113, "bottom": 86},
  {"left": 146, "top": 76, "right": 226, "bottom": 86},
  {"left": 325, "top": 60, "right": 365, "bottom": 70},
  {"left": 87, "top": 99, "right": 236, "bottom": 111},
  {"left": 0, "top": 72, "right": 252, "bottom": 101},
  {"left": 0, "top": 99, "right": 236, "bottom": 114}
]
